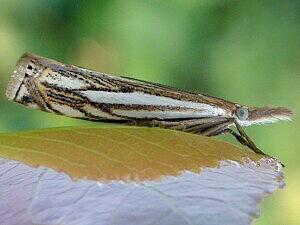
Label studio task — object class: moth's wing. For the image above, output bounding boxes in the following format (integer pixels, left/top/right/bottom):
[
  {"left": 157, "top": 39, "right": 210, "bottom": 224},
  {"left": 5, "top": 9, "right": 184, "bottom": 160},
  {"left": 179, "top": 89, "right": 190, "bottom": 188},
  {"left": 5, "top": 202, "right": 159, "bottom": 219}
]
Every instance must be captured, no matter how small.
[{"left": 32, "top": 55, "right": 234, "bottom": 120}]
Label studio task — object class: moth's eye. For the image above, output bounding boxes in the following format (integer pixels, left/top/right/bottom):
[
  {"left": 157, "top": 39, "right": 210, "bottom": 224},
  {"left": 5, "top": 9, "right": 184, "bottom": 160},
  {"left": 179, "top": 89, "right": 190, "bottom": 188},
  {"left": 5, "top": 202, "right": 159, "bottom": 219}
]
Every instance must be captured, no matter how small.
[{"left": 236, "top": 107, "right": 249, "bottom": 120}]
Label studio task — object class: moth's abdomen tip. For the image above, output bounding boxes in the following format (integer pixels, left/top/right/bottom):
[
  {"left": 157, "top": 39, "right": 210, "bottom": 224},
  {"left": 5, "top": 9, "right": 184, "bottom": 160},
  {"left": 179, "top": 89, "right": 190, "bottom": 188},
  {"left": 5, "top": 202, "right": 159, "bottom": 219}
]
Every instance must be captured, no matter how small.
[{"left": 6, "top": 53, "right": 37, "bottom": 101}]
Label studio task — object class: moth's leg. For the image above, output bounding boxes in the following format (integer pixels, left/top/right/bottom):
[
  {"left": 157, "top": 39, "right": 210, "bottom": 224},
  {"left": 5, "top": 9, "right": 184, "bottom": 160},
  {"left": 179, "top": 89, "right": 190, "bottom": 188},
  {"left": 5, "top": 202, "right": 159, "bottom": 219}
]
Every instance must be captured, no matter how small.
[
  {"left": 127, "top": 119, "right": 188, "bottom": 129},
  {"left": 130, "top": 118, "right": 220, "bottom": 131},
  {"left": 226, "top": 124, "right": 282, "bottom": 166},
  {"left": 232, "top": 120, "right": 267, "bottom": 155},
  {"left": 219, "top": 121, "right": 267, "bottom": 155},
  {"left": 222, "top": 129, "right": 249, "bottom": 146},
  {"left": 184, "top": 117, "right": 228, "bottom": 133},
  {"left": 198, "top": 121, "right": 233, "bottom": 136},
  {"left": 152, "top": 117, "right": 229, "bottom": 132},
  {"left": 150, "top": 119, "right": 192, "bottom": 130}
]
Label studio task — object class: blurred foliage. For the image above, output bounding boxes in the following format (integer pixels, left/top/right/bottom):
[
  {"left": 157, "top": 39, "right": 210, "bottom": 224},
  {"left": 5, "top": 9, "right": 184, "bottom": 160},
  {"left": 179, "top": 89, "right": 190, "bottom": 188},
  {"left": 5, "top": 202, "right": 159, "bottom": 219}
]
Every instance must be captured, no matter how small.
[{"left": 0, "top": 0, "right": 299, "bottom": 224}]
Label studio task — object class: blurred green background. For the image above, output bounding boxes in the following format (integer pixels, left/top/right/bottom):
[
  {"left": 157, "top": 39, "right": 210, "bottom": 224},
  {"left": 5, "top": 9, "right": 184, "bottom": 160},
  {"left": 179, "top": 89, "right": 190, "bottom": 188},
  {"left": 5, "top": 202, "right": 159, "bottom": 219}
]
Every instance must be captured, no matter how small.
[{"left": 0, "top": 0, "right": 299, "bottom": 224}]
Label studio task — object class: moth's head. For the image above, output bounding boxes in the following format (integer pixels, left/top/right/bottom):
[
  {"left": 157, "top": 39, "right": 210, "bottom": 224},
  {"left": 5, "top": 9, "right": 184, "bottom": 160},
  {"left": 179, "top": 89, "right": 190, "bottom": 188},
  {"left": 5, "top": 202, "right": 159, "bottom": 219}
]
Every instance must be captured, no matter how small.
[
  {"left": 234, "top": 105, "right": 293, "bottom": 126},
  {"left": 6, "top": 53, "right": 41, "bottom": 108}
]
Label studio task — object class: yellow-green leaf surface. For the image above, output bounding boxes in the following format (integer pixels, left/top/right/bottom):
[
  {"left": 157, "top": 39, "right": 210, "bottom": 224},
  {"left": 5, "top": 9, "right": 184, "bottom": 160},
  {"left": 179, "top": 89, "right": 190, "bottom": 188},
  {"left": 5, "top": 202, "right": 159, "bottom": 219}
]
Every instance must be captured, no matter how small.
[{"left": 0, "top": 126, "right": 262, "bottom": 181}]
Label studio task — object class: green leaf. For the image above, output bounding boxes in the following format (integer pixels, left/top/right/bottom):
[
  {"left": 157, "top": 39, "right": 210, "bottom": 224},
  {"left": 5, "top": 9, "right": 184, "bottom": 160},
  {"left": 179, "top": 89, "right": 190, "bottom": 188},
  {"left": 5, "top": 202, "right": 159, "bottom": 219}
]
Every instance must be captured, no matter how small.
[
  {"left": 0, "top": 126, "right": 284, "bottom": 225},
  {"left": 0, "top": 126, "right": 262, "bottom": 181}
]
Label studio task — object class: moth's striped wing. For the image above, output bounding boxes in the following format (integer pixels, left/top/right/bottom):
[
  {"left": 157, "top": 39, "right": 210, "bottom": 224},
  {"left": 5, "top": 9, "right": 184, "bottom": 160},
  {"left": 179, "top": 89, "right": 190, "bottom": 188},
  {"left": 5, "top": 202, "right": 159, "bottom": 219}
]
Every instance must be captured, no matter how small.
[{"left": 8, "top": 53, "right": 237, "bottom": 122}]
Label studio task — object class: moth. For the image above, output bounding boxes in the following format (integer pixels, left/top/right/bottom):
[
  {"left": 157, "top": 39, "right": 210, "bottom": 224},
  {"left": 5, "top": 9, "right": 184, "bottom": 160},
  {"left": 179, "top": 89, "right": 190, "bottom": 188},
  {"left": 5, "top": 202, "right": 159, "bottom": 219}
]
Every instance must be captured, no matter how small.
[{"left": 6, "top": 53, "right": 293, "bottom": 155}]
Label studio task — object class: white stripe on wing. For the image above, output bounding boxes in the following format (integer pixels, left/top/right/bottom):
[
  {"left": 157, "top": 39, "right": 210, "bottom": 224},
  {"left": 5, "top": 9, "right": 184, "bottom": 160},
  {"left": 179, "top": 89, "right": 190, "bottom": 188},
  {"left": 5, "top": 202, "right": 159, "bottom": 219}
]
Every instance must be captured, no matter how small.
[{"left": 80, "top": 91, "right": 225, "bottom": 117}]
